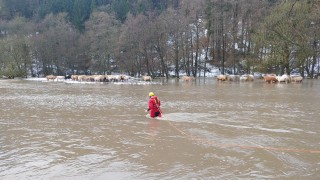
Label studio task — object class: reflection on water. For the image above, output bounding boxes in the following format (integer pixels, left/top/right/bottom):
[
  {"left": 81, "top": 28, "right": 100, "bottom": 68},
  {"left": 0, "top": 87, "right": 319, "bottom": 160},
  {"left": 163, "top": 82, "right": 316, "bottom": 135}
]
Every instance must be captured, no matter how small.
[{"left": 0, "top": 78, "right": 320, "bottom": 179}]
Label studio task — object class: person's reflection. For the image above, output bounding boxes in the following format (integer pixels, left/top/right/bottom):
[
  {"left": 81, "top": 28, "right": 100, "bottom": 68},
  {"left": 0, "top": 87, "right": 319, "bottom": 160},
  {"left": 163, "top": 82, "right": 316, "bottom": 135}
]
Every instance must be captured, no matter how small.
[{"left": 148, "top": 119, "right": 161, "bottom": 140}]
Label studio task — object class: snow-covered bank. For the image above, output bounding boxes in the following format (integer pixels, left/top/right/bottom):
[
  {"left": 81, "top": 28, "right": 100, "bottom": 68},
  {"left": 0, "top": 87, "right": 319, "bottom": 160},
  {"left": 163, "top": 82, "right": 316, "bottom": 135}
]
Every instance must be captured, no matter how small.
[{"left": 23, "top": 77, "right": 162, "bottom": 85}]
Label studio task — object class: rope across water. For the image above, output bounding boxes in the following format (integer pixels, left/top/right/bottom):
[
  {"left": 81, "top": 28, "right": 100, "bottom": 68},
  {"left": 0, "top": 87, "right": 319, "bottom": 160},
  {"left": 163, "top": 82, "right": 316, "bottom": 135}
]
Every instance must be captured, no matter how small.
[{"left": 166, "top": 119, "right": 320, "bottom": 154}]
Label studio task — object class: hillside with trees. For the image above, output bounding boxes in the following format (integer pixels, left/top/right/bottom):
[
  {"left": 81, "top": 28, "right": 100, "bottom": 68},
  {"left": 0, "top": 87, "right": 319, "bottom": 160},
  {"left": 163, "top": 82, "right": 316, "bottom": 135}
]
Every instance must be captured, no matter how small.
[{"left": 0, "top": 0, "right": 319, "bottom": 78}]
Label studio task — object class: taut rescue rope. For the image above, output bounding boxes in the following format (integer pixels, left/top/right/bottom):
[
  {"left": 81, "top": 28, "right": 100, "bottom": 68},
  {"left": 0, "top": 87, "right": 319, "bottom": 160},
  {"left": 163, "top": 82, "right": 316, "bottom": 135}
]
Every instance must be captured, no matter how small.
[{"left": 166, "top": 120, "right": 320, "bottom": 154}]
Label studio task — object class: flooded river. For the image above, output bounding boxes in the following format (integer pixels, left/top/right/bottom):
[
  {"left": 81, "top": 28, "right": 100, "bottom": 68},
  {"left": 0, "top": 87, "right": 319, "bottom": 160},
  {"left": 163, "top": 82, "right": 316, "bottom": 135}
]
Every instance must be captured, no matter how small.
[{"left": 0, "top": 78, "right": 319, "bottom": 179}]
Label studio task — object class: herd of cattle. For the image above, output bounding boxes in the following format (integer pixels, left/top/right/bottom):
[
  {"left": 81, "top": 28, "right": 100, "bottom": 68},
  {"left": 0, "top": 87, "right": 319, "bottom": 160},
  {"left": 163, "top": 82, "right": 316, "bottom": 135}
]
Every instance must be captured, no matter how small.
[
  {"left": 180, "top": 74, "right": 303, "bottom": 83},
  {"left": 45, "top": 74, "right": 152, "bottom": 82},
  {"left": 45, "top": 74, "right": 303, "bottom": 83},
  {"left": 215, "top": 74, "right": 303, "bottom": 83}
]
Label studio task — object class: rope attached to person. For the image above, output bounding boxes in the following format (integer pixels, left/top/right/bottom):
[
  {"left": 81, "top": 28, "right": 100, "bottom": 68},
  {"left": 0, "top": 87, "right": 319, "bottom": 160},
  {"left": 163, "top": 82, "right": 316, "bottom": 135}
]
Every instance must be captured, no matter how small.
[
  {"left": 166, "top": 120, "right": 320, "bottom": 154},
  {"left": 154, "top": 97, "right": 162, "bottom": 116}
]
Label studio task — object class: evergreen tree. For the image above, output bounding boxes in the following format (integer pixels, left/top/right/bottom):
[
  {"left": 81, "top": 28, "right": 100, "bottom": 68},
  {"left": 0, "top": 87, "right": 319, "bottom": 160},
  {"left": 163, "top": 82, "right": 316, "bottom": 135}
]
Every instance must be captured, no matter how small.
[
  {"left": 71, "top": 0, "right": 92, "bottom": 31},
  {"left": 113, "top": 0, "right": 129, "bottom": 23}
]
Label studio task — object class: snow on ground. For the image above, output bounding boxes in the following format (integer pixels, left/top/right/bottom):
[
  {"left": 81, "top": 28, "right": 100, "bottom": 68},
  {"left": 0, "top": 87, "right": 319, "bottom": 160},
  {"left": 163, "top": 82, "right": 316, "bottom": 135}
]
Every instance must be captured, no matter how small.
[
  {"left": 168, "top": 66, "right": 221, "bottom": 77},
  {"left": 23, "top": 77, "right": 162, "bottom": 85}
]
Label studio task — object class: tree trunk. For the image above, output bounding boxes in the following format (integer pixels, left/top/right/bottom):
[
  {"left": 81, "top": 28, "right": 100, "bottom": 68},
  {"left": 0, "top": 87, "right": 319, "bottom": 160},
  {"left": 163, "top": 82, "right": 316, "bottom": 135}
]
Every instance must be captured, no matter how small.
[
  {"left": 174, "top": 34, "right": 180, "bottom": 78},
  {"left": 193, "top": 16, "right": 200, "bottom": 77}
]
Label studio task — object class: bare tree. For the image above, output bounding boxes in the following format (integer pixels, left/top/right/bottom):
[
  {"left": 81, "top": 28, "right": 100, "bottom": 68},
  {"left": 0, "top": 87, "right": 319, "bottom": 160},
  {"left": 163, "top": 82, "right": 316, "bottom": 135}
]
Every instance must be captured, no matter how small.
[
  {"left": 84, "top": 11, "right": 120, "bottom": 75},
  {"left": 30, "top": 13, "right": 80, "bottom": 76}
]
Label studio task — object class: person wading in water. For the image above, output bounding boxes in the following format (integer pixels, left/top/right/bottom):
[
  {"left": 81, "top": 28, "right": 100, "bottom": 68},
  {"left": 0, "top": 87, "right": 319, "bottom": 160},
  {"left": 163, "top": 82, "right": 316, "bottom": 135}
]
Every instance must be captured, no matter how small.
[{"left": 146, "top": 92, "right": 162, "bottom": 118}]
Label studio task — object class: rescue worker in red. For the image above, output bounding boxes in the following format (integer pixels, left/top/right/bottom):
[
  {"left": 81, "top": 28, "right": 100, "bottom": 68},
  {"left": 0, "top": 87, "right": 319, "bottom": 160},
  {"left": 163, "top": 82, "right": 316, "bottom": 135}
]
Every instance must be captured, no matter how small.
[{"left": 146, "top": 92, "right": 162, "bottom": 118}]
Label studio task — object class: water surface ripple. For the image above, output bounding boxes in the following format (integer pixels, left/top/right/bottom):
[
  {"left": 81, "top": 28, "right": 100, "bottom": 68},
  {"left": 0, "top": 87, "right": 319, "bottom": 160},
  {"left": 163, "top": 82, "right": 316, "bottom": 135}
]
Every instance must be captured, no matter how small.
[{"left": 0, "top": 78, "right": 319, "bottom": 179}]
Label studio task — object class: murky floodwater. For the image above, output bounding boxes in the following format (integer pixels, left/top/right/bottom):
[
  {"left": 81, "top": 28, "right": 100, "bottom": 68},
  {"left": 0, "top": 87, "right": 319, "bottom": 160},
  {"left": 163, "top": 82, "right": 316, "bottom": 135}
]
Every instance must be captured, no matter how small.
[{"left": 0, "top": 78, "right": 319, "bottom": 179}]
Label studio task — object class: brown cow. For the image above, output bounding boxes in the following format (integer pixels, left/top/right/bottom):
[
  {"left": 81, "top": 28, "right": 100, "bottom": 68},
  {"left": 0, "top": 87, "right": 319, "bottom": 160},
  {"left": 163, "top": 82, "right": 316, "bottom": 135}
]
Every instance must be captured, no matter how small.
[
  {"left": 217, "top": 75, "right": 227, "bottom": 81},
  {"left": 181, "top": 76, "right": 195, "bottom": 82},
  {"left": 263, "top": 74, "right": 278, "bottom": 83}
]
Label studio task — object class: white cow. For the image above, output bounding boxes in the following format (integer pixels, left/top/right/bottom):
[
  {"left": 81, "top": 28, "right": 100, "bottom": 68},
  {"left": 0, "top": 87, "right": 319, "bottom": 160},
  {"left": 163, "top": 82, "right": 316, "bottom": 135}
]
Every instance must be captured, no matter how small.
[
  {"left": 277, "top": 74, "right": 290, "bottom": 83},
  {"left": 46, "top": 75, "right": 56, "bottom": 81},
  {"left": 142, "top": 76, "right": 152, "bottom": 81},
  {"left": 291, "top": 75, "right": 303, "bottom": 83}
]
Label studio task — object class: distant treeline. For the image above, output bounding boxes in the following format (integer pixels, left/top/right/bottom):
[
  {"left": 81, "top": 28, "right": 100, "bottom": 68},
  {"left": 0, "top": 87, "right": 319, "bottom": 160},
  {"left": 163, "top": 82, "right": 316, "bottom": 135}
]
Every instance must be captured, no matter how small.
[
  {"left": 0, "top": 0, "right": 177, "bottom": 31},
  {"left": 0, "top": 0, "right": 319, "bottom": 78}
]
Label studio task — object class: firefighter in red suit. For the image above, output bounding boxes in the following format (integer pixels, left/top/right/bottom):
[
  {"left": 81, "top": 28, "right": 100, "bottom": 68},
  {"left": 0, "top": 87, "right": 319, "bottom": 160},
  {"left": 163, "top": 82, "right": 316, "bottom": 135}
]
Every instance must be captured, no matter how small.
[{"left": 146, "top": 92, "right": 161, "bottom": 118}]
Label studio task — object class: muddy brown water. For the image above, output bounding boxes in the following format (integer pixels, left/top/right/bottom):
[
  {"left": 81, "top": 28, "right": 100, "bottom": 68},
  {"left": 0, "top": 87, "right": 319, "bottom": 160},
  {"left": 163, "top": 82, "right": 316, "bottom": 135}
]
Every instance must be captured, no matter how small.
[{"left": 0, "top": 78, "right": 319, "bottom": 179}]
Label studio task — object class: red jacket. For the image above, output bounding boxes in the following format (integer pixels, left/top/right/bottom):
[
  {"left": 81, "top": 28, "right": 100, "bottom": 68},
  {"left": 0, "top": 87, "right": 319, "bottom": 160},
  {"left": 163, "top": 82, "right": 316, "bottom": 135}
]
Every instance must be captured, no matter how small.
[{"left": 148, "top": 96, "right": 161, "bottom": 117}]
